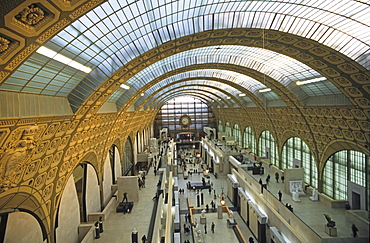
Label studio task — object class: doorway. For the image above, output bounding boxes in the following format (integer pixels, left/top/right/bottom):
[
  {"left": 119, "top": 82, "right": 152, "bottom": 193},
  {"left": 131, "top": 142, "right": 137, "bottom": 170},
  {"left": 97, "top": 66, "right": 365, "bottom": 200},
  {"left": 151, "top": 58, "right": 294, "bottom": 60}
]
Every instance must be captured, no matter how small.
[{"left": 352, "top": 191, "right": 361, "bottom": 209}]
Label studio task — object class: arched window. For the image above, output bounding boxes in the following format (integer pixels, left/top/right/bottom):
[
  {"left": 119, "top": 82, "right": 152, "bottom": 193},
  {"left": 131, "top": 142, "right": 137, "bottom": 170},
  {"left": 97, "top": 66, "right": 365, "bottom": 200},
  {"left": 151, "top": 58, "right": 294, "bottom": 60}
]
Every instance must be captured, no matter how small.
[
  {"left": 233, "top": 124, "right": 242, "bottom": 146},
  {"left": 323, "top": 150, "right": 368, "bottom": 207},
  {"left": 243, "top": 127, "right": 255, "bottom": 151},
  {"left": 225, "top": 122, "right": 231, "bottom": 137},
  {"left": 257, "top": 130, "right": 277, "bottom": 165},
  {"left": 123, "top": 138, "right": 134, "bottom": 176},
  {"left": 281, "top": 137, "right": 317, "bottom": 188}
]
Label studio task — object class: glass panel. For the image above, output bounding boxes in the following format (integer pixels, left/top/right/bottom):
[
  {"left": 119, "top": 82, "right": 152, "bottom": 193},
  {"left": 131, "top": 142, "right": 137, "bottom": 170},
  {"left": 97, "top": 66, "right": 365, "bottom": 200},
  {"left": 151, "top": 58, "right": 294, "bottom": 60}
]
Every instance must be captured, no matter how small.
[{"left": 1, "top": 0, "right": 368, "bottom": 109}]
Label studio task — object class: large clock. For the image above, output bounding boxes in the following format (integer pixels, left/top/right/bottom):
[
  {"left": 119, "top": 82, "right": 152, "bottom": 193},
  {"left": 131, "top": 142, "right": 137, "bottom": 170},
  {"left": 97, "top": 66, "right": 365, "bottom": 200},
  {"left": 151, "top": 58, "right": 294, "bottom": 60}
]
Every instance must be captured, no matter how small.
[{"left": 180, "top": 115, "right": 191, "bottom": 126}]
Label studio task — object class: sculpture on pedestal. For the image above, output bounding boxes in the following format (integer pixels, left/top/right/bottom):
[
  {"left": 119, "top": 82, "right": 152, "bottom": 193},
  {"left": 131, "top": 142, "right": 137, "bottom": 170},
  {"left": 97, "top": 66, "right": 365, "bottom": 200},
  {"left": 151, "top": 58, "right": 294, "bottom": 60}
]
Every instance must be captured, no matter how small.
[
  {"left": 292, "top": 189, "right": 300, "bottom": 202},
  {"left": 324, "top": 214, "right": 336, "bottom": 227},
  {"left": 228, "top": 210, "right": 235, "bottom": 223},
  {"left": 201, "top": 209, "right": 206, "bottom": 217},
  {"left": 310, "top": 188, "right": 318, "bottom": 201}
]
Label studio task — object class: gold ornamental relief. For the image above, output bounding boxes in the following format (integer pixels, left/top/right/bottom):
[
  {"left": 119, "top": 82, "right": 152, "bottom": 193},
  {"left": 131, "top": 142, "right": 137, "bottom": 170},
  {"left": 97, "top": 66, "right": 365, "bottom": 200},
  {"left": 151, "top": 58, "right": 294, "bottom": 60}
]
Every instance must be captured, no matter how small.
[
  {"left": 5, "top": 1, "right": 60, "bottom": 38},
  {"left": 0, "top": 126, "right": 39, "bottom": 192},
  {"left": 0, "top": 37, "right": 10, "bottom": 53},
  {"left": 0, "top": 71, "right": 10, "bottom": 83},
  {"left": 0, "top": 29, "right": 25, "bottom": 66},
  {"left": 16, "top": 4, "right": 45, "bottom": 26}
]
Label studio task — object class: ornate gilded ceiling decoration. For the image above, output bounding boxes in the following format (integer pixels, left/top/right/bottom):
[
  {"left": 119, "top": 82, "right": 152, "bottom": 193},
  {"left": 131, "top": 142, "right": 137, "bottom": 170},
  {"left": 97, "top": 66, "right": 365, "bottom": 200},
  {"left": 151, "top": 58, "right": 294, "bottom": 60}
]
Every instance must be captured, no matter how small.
[
  {"left": 0, "top": 37, "right": 10, "bottom": 53},
  {"left": 15, "top": 4, "right": 45, "bottom": 26},
  {"left": 4, "top": 1, "right": 60, "bottom": 37}
]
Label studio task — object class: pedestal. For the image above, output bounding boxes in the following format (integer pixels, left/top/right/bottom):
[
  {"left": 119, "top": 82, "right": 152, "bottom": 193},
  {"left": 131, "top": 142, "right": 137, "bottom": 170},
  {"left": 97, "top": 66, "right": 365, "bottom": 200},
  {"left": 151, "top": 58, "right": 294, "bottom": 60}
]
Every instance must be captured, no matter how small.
[
  {"left": 324, "top": 225, "right": 337, "bottom": 236},
  {"left": 310, "top": 189, "right": 318, "bottom": 201},
  {"left": 292, "top": 192, "right": 301, "bottom": 202},
  {"left": 217, "top": 204, "right": 223, "bottom": 219},
  {"left": 200, "top": 215, "right": 207, "bottom": 224}
]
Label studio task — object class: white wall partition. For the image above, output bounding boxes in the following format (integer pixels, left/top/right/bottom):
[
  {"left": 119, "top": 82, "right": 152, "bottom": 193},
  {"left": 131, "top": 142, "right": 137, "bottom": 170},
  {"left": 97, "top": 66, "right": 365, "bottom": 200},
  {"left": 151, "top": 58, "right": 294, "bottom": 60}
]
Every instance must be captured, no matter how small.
[
  {"left": 102, "top": 153, "right": 113, "bottom": 207},
  {"left": 86, "top": 164, "right": 101, "bottom": 215},
  {"left": 4, "top": 212, "right": 44, "bottom": 243},
  {"left": 56, "top": 175, "right": 80, "bottom": 243}
]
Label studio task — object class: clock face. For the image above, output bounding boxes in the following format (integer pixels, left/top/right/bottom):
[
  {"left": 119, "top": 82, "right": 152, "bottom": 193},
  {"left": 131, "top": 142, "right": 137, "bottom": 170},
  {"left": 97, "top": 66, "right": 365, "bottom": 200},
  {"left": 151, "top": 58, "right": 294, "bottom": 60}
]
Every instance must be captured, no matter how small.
[{"left": 180, "top": 115, "right": 191, "bottom": 126}]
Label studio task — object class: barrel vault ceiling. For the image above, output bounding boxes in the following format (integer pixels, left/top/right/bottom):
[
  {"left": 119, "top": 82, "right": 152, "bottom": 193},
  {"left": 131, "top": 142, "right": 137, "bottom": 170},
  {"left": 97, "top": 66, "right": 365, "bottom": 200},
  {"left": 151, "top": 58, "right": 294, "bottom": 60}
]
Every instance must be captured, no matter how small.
[{"left": 0, "top": 0, "right": 368, "bottom": 117}]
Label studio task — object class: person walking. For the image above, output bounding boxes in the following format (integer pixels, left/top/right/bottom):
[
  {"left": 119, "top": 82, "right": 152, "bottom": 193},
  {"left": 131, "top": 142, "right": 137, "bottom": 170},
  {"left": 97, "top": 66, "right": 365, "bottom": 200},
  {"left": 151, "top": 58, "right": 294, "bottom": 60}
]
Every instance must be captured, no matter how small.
[
  {"left": 275, "top": 172, "right": 279, "bottom": 183},
  {"left": 352, "top": 224, "right": 358, "bottom": 237},
  {"left": 278, "top": 190, "right": 282, "bottom": 201},
  {"left": 211, "top": 222, "right": 215, "bottom": 233},
  {"left": 204, "top": 223, "right": 207, "bottom": 234},
  {"left": 266, "top": 174, "right": 270, "bottom": 185},
  {"left": 141, "top": 234, "right": 147, "bottom": 243},
  {"left": 249, "top": 236, "right": 254, "bottom": 243}
]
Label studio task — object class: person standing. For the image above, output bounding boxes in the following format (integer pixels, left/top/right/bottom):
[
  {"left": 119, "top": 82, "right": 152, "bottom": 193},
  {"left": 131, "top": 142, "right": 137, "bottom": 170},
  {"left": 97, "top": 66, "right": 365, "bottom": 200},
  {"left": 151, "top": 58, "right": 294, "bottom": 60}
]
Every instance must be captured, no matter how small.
[
  {"left": 249, "top": 236, "right": 254, "bottom": 243},
  {"left": 141, "top": 234, "right": 147, "bottom": 243},
  {"left": 278, "top": 190, "right": 282, "bottom": 201},
  {"left": 352, "top": 224, "right": 358, "bottom": 237},
  {"left": 275, "top": 172, "right": 280, "bottom": 183},
  {"left": 204, "top": 223, "right": 207, "bottom": 234},
  {"left": 211, "top": 222, "right": 215, "bottom": 233},
  {"left": 266, "top": 174, "right": 270, "bottom": 185}
]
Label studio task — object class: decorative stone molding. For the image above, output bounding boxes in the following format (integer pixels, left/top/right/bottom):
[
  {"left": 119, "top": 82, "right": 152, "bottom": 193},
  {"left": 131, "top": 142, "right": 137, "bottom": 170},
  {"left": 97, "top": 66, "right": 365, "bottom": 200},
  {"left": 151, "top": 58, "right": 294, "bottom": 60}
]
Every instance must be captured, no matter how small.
[
  {"left": 0, "top": 125, "right": 39, "bottom": 192},
  {"left": 4, "top": 1, "right": 60, "bottom": 37},
  {"left": 0, "top": 71, "right": 11, "bottom": 84},
  {"left": 53, "top": 0, "right": 85, "bottom": 11},
  {"left": 4, "top": 43, "right": 39, "bottom": 71},
  {"left": 0, "top": 29, "right": 25, "bottom": 65},
  {"left": 36, "top": 18, "right": 71, "bottom": 44},
  {"left": 0, "top": 37, "right": 10, "bottom": 53},
  {"left": 69, "top": 0, "right": 105, "bottom": 20}
]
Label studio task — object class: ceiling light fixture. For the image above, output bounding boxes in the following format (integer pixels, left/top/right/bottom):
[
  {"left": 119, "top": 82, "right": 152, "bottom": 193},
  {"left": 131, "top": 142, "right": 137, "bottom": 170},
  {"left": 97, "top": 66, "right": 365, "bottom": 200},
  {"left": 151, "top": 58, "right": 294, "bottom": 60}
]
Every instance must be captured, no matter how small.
[
  {"left": 259, "top": 88, "right": 271, "bottom": 93},
  {"left": 36, "top": 46, "right": 92, "bottom": 73},
  {"left": 238, "top": 93, "right": 246, "bottom": 97},
  {"left": 296, "top": 77, "right": 326, "bottom": 86},
  {"left": 120, "top": 84, "right": 130, "bottom": 89}
]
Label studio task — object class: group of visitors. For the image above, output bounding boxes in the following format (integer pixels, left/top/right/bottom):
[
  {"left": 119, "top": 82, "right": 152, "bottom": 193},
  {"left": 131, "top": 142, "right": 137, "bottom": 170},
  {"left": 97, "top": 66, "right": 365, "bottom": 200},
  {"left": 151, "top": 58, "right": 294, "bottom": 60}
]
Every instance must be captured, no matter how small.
[{"left": 138, "top": 173, "right": 146, "bottom": 189}]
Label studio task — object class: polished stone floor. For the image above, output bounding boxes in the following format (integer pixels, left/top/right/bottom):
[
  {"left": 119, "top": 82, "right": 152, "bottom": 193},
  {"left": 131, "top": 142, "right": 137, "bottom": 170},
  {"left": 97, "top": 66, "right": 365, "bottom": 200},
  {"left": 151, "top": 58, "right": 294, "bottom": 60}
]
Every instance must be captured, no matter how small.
[
  {"left": 93, "top": 164, "right": 256, "bottom": 243},
  {"left": 94, "top": 160, "right": 369, "bottom": 243}
]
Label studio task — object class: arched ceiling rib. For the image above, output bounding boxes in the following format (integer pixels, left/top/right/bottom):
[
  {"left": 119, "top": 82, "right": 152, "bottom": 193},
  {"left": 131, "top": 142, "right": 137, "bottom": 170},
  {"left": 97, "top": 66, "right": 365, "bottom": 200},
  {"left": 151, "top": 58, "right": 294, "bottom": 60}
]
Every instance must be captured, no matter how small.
[
  {"left": 151, "top": 87, "right": 237, "bottom": 109},
  {"left": 136, "top": 78, "right": 262, "bottom": 111},
  {"left": 140, "top": 84, "right": 242, "bottom": 110},
  {"left": 153, "top": 92, "right": 225, "bottom": 110},
  {"left": 1, "top": 0, "right": 369, "bottom": 113}
]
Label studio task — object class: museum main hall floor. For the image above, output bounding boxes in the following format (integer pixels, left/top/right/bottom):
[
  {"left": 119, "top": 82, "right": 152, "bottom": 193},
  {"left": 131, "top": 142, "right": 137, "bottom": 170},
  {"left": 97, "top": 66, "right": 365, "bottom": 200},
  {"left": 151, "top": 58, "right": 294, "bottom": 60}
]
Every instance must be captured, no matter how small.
[{"left": 94, "top": 163, "right": 368, "bottom": 243}]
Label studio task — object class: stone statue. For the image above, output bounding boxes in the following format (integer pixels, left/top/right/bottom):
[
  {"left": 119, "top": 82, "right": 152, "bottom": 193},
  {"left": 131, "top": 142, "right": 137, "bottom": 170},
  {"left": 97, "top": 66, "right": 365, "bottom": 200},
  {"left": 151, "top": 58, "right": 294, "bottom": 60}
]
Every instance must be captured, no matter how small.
[
  {"left": 201, "top": 209, "right": 206, "bottom": 217},
  {"left": 197, "top": 229, "right": 202, "bottom": 242},
  {"left": 310, "top": 188, "right": 318, "bottom": 201},
  {"left": 229, "top": 210, "right": 235, "bottom": 222},
  {"left": 292, "top": 189, "right": 300, "bottom": 202},
  {"left": 324, "top": 214, "right": 336, "bottom": 227}
]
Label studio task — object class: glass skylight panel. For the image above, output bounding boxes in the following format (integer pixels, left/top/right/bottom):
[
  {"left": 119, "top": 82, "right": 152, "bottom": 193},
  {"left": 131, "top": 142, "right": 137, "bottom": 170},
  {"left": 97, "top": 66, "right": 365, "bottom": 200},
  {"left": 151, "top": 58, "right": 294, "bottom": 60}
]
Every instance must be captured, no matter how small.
[{"left": 3, "top": 0, "right": 369, "bottom": 102}]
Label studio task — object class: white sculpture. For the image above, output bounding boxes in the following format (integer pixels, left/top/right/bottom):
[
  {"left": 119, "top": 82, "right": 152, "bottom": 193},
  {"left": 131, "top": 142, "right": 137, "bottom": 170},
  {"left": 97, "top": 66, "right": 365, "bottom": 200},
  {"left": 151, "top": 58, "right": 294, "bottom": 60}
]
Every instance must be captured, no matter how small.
[
  {"left": 229, "top": 210, "right": 234, "bottom": 220},
  {"left": 197, "top": 229, "right": 202, "bottom": 242},
  {"left": 228, "top": 210, "right": 235, "bottom": 223},
  {"left": 310, "top": 188, "right": 318, "bottom": 201},
  {"left": 201, "top": 209, "right": 206, "bottom": 217},
  {"left": 292, "top": 189, "right": 300, "bottom": 202}
]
